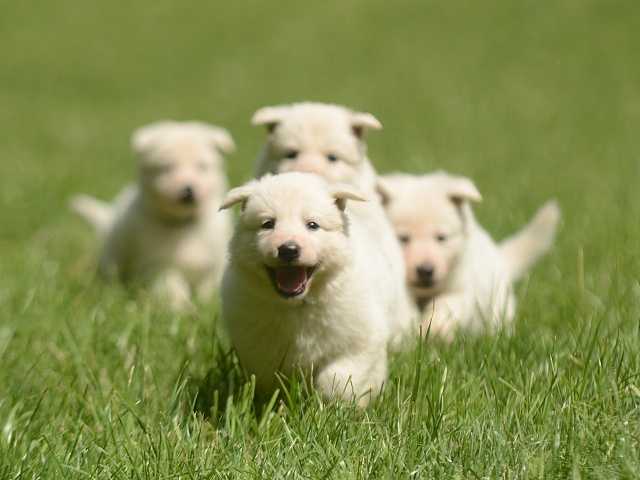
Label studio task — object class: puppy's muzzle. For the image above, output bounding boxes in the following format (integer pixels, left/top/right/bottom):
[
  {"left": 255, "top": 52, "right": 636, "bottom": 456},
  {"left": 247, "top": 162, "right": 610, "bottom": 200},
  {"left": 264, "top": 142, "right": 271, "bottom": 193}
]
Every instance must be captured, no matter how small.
[
  {"left": 179, "top": 186, "right": 196, "bottom": 205},
  {"left": 267, "top": 241, "right": 315, "bottom": 299},
  {"left": 277, "top": 241, "right": 300, "bottom": 263},
  {"left": 416, "top": 263, "right": 435, "bottom": 287}
]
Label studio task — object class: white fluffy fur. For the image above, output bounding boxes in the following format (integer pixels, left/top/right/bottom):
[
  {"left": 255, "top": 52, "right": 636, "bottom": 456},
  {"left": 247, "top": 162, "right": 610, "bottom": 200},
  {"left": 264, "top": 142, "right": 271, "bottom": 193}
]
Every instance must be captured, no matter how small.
[
  {"left": 251, "top": 102, "right": 415, "bottom": 346},
  {"left": 70, "top": 120, "right": 234, "bottom": 310},
  {"left": 380, "top": 171, "right": 561, "bottom": 340},
  {"left": 220, "top": 173, "right": 406, "bottom": 406},
  {"left": 253, "top": 102, "right": 381, "bottom": 193}
]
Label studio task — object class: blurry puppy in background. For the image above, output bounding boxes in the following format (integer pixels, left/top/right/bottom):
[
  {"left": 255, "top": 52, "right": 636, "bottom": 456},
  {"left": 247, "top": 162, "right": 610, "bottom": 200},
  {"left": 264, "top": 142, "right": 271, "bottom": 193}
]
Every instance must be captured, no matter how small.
[
  {"left": 70, "top": 121, "right": 235, "bottom": 311},
  {"left": 220, "top": 172, "right": 393, "bottom": 407},
  {"left": 379, "top": 171, "right": 560, "bottom": 340},
  {"left": 251, "top": 102, "right": 416, "bottom": 347},
  {"left": 253, "top": 102, "right": 382, "bottom": 193}
]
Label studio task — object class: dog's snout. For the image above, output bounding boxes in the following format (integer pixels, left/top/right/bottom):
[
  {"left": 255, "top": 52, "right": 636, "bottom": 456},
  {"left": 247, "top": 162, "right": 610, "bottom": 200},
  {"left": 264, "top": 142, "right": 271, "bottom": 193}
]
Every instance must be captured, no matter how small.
[
  {"left": 179, "top": 186, "right": 195, "bottom": 204},
  {"left": 416, "top": 263, "right": 435, "bottom": 284},
  {"left": 285, "top": 156, "right": 323, "bottom": 175},
  {"left": 277, "top": 241, "right": 300, "bottom": 262}
]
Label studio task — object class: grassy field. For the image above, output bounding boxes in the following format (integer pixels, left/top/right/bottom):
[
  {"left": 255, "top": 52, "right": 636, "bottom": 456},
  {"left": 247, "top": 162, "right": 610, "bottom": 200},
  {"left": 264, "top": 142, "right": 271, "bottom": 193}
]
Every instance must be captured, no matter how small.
[{"left": 1, "top": 0, "right": 640, "bottom": 477}]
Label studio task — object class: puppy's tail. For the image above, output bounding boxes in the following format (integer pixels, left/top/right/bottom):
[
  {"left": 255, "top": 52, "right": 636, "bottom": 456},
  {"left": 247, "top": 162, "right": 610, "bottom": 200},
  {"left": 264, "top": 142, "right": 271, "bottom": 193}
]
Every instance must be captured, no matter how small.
[
  {"left": 500, "top": 200, "right": 561, "bottom": 282},
  {"left": 69, "top": 194, "right": 114, "bottom": 236}
]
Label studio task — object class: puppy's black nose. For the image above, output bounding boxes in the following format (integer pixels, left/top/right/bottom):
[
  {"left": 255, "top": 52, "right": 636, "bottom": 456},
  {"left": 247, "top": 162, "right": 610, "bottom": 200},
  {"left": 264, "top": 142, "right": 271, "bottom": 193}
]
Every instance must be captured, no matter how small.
[
  {"left": 416, "top": 264, "right": 435, "bottom": 284},
  {"left": 179, "top": 186, "right": 195, "bottom": 204},
  {"left": 278, "top": 241, "right": 300, "bottom": 262}
]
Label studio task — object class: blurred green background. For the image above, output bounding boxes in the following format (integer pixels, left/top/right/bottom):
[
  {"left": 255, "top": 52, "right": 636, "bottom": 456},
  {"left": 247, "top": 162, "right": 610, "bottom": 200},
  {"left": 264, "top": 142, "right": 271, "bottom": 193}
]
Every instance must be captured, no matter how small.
[
  {"left": 1, "top": 1, "right": 639, "bottom": 268},
  {"left": 1, "top": 1, "right": 640, "bottom": 477},
  {"left": 2, "top": 1, "right": 638, "bottom": 233}
]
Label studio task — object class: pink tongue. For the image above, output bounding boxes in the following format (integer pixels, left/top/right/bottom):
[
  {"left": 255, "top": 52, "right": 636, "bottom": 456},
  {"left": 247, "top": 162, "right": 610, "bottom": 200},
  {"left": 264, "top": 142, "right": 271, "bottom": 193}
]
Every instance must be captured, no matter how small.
[{"left": 275, "top": 267, "right": 307, "bottom": 294}]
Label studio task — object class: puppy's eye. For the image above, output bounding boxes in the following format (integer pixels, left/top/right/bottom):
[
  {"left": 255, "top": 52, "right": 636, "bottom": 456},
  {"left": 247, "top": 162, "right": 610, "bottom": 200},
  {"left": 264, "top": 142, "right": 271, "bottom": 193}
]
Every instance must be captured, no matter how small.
[
  {"left": 284, "top": 150, "right": 299, "bottom": 160},
  {"left": 261, "top": 219, "right": 276, "bottom": 230},
  {"left": 398, "top": 234, "right": 410, "bottom": 244},
  {"left": 326, "top": 153, "right": 338, "bottom": 162},
  {"left": 306, "top": 221, "right": 320, "bottom": 231},
  {"left": 436, "top": 234, "right": 448, "bottom": 243}
]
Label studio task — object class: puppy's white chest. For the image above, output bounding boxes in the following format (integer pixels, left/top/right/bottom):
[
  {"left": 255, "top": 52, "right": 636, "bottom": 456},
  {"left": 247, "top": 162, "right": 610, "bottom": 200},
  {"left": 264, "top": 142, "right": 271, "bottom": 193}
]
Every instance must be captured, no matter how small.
[
  {"left": 134, "top": 222, "right": 218, "bottom": 282},
  {"left": 229, "top": 301, "right": 342, "bottom": 385},
  {"left": 172, "top": 232, "right": 215, "bottom": 273}
]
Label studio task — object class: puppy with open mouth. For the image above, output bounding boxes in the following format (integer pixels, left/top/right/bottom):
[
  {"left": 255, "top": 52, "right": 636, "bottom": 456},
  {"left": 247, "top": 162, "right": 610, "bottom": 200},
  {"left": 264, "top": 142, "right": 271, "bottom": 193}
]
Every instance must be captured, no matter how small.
[
  {"left": 70, "top": 120, "right": 235, "bottom": 311},
  {"left": 251, "top": 102, "right": 416, "bottom": 348},
  {"left": 380, "top": 171, "right": 560, "bottom": 340},
  {"left": 220, "top": 172, "right": 394, "bottom": 407}
]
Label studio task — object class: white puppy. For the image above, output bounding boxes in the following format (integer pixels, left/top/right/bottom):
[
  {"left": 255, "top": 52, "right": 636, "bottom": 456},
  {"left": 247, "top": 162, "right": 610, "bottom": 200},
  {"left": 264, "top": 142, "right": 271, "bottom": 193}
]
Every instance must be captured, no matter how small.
[
  {"left": 251, "top": 102, "right": 415, "bottom": 346},
  {"left": 379, "top": 171, "right": 560, "bottom": 339},
  {"left": 70, "top": 121, "right": 235, "bottom": 310},
  {"left": 253, "top": 102, "right": 382, "bottom": 193},
  {"left": 220, "top": 172, "right": 398, "bottom": 407}
]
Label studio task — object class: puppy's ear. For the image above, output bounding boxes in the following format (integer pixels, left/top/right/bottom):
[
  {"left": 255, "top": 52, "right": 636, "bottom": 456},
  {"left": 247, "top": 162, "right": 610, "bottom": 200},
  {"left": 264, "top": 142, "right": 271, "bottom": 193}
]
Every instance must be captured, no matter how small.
[
  {"left": 350, "top": 111, "right": 382, "bottom": 139},
  {"left": 331, "top": 185, "right": 368, "bottom": 212},
  {"left": 447, "top": 176, "right": 482, "bottom": 206},
  {"left": 202, "top": 126, "right": 235, "bottom": 154},
  {"left": 131, "top": 121, "right": 175, "bottom": 155},
  {"left": 252, "top": 106, "right": 290, "bottom": 133},
  {"left": 219, "top": 184, "right": 255, "bottom": 211}
]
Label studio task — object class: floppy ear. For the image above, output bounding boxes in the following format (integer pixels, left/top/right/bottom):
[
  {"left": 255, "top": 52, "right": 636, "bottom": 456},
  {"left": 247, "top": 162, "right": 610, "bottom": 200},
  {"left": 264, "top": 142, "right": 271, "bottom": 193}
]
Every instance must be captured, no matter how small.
[
  {"left": 350, "top": 111, "right": 382, "bottom": 139},
  {"left": 202, "top": 125, "right": 235, "bottom": 154},
  {"left": 251, "top": 106, "right": 290, "bottom": 133},
  {"left": 131, "top": 121, "right": 175, "bottom": 155},
  {"left": 219, "top": 184, "right": 255, "bottom": 211},
  {"left": 447, "top": 176, "right": 482, "bottom": 205},
  {"left": 331, "top": 184, "right": 368, "bottom": 212}
]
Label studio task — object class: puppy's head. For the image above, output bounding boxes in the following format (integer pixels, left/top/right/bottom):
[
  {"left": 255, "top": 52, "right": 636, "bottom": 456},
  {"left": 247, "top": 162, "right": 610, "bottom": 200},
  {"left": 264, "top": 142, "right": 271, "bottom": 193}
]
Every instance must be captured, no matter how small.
[
  {"left": 221, "top": 172, "right": 366, "bottom": 302},
  {"left": 132, "top": 121, "right": 235, "bottom": 220},
  {"left": 252, "top": 102, "right": 381, "bottom": 189},
  {"left": 379, "top": 172, "right": 482, "bottom": 301}
]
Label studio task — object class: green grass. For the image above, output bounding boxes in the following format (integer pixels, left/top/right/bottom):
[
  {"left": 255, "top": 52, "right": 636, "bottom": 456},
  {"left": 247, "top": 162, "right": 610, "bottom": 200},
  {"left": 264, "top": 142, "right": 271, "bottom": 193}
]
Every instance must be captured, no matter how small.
[{"left": 1, "top": 0, "right": 640, "bottom": 477}]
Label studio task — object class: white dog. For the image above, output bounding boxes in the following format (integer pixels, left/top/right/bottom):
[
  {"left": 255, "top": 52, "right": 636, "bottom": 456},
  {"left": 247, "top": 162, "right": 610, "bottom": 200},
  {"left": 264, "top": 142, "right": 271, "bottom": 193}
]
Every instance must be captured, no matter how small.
[
  {"left": 251, "top": 102, "right": 415, "bottom": 346},
  {"left": 253, "top": 102, "right": 382, "bottom": 193},
  {"left": 379, "top": 171, "right": 560, "bottom": 339},
  {"left": 70, "top": 120, "right": 235, "bottom": 310},
  {"left": 220, "top": 172, "right": 401, "bottom": 407}
]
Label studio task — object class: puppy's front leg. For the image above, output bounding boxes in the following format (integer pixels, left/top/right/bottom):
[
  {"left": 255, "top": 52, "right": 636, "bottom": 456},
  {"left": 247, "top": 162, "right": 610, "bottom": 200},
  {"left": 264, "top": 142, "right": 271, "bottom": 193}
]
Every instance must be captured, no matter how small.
[
  {"left": 315, "top": 351, "right": 388, "bottom": 408},
  {"left": 152, "top": 270, "right": 193, "bottom": 311},
  {"left": 421, "top": 293, "right": 473, "bottom": 341},
  {"left": 195, "top": 270, "right": 222, "bottom": 304}
]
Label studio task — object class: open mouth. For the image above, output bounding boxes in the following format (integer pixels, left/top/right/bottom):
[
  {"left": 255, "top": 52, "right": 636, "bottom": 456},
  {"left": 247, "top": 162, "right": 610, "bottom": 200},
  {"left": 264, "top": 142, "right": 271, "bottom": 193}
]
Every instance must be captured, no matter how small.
[{"left": 267, "top": 266, "right": 316, "bottom": 298}]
